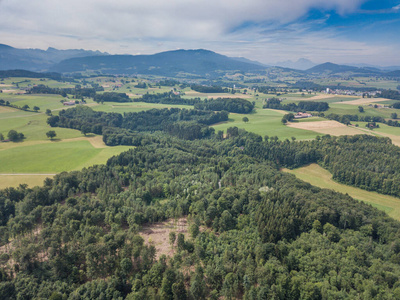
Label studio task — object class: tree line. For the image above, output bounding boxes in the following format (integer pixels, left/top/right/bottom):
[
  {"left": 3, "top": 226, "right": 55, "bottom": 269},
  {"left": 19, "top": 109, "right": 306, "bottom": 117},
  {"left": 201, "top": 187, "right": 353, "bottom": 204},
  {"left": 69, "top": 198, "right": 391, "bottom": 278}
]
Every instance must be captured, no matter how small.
[
  {"left": 195, "top": 98, "right": 255, "bottom": 114},
  {"left": 263, "top": 98, "right": 329, "bottom": 112}
]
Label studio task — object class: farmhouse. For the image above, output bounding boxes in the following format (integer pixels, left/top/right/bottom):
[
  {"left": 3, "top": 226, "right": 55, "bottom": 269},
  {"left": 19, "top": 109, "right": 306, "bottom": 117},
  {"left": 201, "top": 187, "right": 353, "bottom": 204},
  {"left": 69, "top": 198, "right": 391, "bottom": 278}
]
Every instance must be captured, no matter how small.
[
  {"left": 294, "top": 112, "right": 313, "bottom": 119},
  {"left": 63, "top": 101, "right": 76, "bottom": 106}
]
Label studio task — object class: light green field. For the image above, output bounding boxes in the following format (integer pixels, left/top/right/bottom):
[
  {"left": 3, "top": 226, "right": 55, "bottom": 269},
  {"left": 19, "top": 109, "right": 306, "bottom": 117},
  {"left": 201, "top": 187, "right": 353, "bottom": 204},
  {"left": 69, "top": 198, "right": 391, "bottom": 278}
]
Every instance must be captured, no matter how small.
[
  {"left": 212, "top": 109, "right": 321, "bottom": 140},
  {"left": 2, "top": 94, "right": 67, "bottom": 111},
  {"left": 92, "top": 101, "right": 193, "bottom": 113},
  {"left": 283, "top": 164, "right": 400, "bottom": 220},
  {"left": 0, "top": 110, "right": 82, "bottom": 141},
  {"left": 0, "top": 139, "right": 132, "bottom": 173}
]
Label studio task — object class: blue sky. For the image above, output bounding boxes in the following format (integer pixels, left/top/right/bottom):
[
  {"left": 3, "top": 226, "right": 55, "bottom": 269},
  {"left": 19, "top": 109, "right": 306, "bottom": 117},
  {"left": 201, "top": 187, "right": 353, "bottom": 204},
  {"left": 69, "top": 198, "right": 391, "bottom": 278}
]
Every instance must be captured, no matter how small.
[{"left": 0, "top": 0, "right": 399, "bottom": 66}]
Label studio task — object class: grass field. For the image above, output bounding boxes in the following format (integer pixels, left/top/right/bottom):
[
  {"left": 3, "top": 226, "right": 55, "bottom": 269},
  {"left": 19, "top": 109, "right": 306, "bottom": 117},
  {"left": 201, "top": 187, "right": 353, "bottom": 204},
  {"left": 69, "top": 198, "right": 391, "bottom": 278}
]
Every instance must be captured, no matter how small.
[
  {"left": 0, "top": 139, "right": 132, "bottom": 173},
  {"left": 283, "top": 164, "right": 400, "bottom": 220},
  {"left": 91, "top": 101, "right": 193, "bottom": 113},
  {"left": 212, "top": 108, "right": 321, "bottom": 140},
  {"left": 0, "top": 109, "right": 82, "bottom": 141}
]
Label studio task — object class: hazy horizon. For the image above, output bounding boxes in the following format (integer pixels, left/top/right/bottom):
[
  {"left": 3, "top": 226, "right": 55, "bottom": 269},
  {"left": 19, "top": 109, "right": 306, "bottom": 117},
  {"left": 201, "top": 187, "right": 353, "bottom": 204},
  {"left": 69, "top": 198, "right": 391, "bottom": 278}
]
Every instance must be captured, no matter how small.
[{"left": 1, "top": 0, "right": 399, "bottom": 66}]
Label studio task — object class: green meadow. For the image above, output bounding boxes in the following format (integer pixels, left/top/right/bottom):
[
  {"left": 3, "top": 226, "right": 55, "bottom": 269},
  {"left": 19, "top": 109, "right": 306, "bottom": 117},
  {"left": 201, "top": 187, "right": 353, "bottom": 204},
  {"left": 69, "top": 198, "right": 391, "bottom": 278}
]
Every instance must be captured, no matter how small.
[
  {"left": 283, "top": 164, "right": 400, "bottom": 221},
  {"left": 0, "top": 140, "right": 132, "bottom": 173},
  {"left": 212, "top": 108, "right": 321, "bottom": 140}
]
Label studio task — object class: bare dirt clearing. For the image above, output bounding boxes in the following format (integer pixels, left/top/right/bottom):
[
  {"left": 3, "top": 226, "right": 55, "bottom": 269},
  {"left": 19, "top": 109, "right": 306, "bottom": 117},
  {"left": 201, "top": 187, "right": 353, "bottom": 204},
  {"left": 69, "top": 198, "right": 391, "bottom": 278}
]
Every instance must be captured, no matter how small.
[
  {"left": 139, "top": 218, "right": 188, "bottom": 259},
  {"left": 287, "top": 120, "right": 371, "bottom": 136}
]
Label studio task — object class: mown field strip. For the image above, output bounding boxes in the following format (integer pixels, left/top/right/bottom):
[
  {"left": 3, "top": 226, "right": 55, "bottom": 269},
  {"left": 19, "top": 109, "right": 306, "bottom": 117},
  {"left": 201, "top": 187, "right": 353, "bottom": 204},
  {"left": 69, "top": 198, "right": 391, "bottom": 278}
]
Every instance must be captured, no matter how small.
[{"left": 283, "top": 164, "right": 400, "bottom": 221}]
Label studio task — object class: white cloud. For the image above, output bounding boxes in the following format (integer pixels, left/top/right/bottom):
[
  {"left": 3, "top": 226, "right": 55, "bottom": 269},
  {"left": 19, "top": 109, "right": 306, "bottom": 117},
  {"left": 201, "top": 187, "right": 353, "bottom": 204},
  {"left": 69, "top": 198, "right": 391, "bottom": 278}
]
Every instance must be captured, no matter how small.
[
  {"left": 1, "top": 0, "right": 399, "bottom": 65},
  {"left": 0, "top": 0, "right": 365, "bottom": 41}
]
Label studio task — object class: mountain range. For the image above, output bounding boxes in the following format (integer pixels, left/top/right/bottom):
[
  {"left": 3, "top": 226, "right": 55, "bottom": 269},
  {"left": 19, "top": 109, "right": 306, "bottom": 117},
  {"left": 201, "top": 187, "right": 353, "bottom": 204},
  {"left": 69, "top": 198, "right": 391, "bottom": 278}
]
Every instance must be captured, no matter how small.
[
  {"left": 274, "top": 58, "right": 316, "bottom": 70},
  {"left": 50, "top": 49, "right": 265, "bottom": 76},
  {"left": 0, "top": 44, "right": 107, "bottom": 71},
  {"left": 0, "top": 44, "right": 399, "bottom": 78}
]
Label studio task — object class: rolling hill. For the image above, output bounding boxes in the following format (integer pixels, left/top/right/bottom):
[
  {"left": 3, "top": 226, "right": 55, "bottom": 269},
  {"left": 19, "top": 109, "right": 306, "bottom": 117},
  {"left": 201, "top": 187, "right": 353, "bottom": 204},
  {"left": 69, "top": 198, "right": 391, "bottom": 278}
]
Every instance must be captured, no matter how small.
[
  {"left": 50, "top": 49, "right": 265, "bottom": 76},
  {"left": 0, "top": 44, "right": 107, "bottom": 71}
]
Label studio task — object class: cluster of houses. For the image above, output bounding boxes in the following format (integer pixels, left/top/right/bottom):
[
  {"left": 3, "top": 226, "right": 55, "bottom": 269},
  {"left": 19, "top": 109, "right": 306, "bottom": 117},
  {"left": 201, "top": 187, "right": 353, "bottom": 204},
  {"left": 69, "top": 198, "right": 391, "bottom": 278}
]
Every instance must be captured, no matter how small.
[
  {"left": 294, "top": 112, "right": 313, "bottom": 119},
  {"left": 325, "top": 88, "right": 380, "bottom": 97},
  {"left": 63, "top": 100, "right": 85, "bottom": 106}
]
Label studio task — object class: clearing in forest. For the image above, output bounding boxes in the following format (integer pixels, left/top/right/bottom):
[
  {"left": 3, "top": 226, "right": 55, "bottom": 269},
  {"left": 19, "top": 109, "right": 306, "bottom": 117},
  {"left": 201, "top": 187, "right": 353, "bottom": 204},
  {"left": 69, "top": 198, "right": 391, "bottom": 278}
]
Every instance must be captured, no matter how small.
[
  {"left": 283, "top": 164, "right": 400, "bottom": 220},
  {"left": 139, "top": 218, "right": 189, "bottom": 259}
]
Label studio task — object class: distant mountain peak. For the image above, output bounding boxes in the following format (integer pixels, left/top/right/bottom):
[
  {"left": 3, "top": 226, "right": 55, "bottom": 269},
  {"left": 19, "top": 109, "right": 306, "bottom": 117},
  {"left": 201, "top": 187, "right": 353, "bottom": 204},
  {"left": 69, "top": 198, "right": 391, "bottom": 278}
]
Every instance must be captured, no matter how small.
[{"left": 274, "top": 58, "right": 316, "bottom": 70}]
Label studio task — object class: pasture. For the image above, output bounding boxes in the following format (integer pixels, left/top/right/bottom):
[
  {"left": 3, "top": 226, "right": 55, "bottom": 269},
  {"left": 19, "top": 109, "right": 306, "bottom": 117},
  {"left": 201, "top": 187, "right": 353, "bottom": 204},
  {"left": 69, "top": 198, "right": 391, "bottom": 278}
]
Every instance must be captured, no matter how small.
[
  {"left": 0, "top": 139, "right": 132, "bottom": 173},
  {"left": 283, "top": 164, "right": 400, "bottom": 220},
  {"left": 212, "top": 108, "right": 321, "bottom": 140}
]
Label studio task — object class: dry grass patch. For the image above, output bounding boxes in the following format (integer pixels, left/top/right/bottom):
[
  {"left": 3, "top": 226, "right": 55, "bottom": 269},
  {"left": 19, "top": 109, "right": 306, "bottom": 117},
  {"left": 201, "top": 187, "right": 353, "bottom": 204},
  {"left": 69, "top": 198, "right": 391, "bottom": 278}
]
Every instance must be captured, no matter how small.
[
  {"left": 287, "top": 120, "right": 370, "bottom": 136},
  {"left": 0, "top": 106, "right": 17, "bottom": 113},
  {"left": 308, "top": 94, "right": 337, "bottom": 100},
  {"left": 139, "top": 218, "right": 188, "bottom": 259},
  {"left": 0, "top": 174, "right": 53, "bottom": 189},
  {"left": 334, "top": 97, "right": 390, "bottom": 105}
]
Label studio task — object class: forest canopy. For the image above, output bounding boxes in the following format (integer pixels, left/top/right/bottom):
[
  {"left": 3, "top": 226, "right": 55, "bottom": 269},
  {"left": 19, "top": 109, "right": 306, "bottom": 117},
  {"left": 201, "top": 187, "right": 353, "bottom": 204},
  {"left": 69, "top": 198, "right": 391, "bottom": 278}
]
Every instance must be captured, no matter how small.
[{"left": 2, "top": 129, "right": 400, "bottom": 299}]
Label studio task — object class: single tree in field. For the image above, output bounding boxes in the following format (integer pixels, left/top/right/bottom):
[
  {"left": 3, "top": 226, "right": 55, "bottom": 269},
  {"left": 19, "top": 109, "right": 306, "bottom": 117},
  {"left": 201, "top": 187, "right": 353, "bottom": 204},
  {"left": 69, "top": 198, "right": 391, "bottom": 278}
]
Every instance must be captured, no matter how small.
[
  {"left": 45, "top": 109, "right": 52, "bottom": 116},
  {"left": 33, "top": 106, "right": 40, "bottom": 112},
  {"left": 81, "top": 126, "right": 90, "bottom": 136},
  {"left": 7, "top": 130, "right": 24, "bottom": 141},
  {"left": 392, "top": 113, "right": 398, "bottom": 119},
  {"left": 242, "top": 116, "right": 249, "bottom": 123},
  {"left": 46, "top": 130, "right": 56, "bottom": 140},
  {"left": 22, "top": 105, "right": 29, "bottom": 111},
  {"left": 358, "top": 106, "right": 364, "bottom": 113},
  {"left": 169, "top": 231, "right": 176, "bottom": 248},
  {"left": 0, "top": 133, "right": 4, "bottom": 141}
]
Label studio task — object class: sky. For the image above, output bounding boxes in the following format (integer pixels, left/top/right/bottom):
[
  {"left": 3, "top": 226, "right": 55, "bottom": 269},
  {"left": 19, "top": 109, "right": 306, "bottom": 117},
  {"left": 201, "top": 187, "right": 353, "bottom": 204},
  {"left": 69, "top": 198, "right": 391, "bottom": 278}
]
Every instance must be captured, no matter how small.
[{"left": 0, "top": 0, "right": 399, "bottom": 66}]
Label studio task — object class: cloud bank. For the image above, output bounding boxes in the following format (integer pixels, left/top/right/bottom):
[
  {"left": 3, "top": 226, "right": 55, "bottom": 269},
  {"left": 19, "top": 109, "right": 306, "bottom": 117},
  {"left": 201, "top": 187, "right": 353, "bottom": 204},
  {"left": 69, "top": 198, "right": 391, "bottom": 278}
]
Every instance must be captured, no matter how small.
[{"left": 0, "top": 0, "right": 399, "bottom": 65}]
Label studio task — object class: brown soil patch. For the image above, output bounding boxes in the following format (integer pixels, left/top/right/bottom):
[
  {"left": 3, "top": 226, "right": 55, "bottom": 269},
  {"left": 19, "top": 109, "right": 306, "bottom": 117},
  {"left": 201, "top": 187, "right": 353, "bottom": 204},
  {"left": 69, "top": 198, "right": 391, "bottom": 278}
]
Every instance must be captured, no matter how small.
[
  {"left": 139, "top": 218, "right": 189, "bottom": 259},
  {"left": 287, "top": 120, "right": 371, "bottom": 136},
  {"left": 334, "top": 98, "right": 390, "bottom": 105}
]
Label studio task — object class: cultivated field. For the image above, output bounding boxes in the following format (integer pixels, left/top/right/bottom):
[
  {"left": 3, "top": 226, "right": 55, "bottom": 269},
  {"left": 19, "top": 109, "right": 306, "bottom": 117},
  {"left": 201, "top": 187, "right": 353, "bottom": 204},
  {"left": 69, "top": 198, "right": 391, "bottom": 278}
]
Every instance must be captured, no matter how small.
[
  {"left": 283, "top": 164, "right": 400, "bottom": 220},
  {"left": 286, "top": 120, "right": 369, "bottom": 136},
  {"left": 335, "top": 97, "right": 392, "bottom": 105}
]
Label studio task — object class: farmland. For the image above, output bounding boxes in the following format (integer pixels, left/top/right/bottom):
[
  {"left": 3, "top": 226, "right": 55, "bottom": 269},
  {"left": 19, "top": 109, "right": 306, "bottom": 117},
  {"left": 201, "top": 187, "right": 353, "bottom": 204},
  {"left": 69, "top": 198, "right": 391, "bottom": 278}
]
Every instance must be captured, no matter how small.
[
  {"left": 283, "top": 164, "right": 400, "bottom": 220},
  {"left": 2, "top": 74, "right": 400, "bottom": 188}
]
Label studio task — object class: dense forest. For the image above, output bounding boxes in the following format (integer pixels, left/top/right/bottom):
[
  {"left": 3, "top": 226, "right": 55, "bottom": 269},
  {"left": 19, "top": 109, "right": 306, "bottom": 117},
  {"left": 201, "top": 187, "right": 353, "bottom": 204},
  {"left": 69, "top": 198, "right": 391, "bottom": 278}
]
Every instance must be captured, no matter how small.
[
  {"left": 48, "top": 106, "right": 229, "bottom": 144},
  {"left": 27, "top": 84, "right": 103, "bottom": 98},
  {"left": 194, "top": 98, "right": 255, "bottom": 114},
  {"left": 134, "top": 92, "right": 201, "bottom": 106},
  {"left": 325, "top": 113, "right": 385, "bottom": 125},
  {"left": 94, "top": 92, "right": 131, "bottom": 103},
  {"left": 263, "top": 98, "right": 329, "bottom": 112},
  {"left": 190, "top": 85, "right": 229, "bottom": 93},
  {"left": 380, "top": 90, "right": 400, "bottom": 101},
  {"left": 2, "top": 130, "right": 400, "bottom": 299}
]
